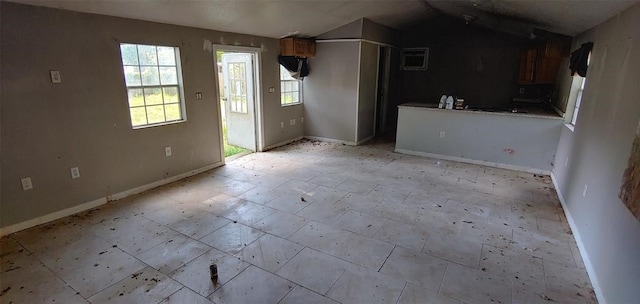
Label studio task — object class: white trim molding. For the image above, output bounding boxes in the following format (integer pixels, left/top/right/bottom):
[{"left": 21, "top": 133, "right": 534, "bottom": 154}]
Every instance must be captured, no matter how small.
[
  {"left": 395, "top": 148, "right": 551, "bottom": 175},
  {"left": 304, "top": 136, "right": 357, "bottom": 146},
  {"left": 263, "top": 136, "right": 304, "bottom": 151},
  {"left": 0, "top": 162, "right": 224, "bottom": 237},
  {"left": 550, "top": 172, "right": 606, "bottom": 304}
]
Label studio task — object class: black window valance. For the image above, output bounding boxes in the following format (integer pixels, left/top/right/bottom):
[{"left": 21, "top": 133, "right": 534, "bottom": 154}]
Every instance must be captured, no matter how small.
[
  {"left": 278, "top": 55, "right": 309, "bottom": 79},
  {"left": 569, "top": 42, "right": 593, "bottom": 77}
]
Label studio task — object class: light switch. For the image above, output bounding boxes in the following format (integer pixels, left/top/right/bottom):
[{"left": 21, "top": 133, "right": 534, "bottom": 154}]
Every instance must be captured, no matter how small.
[
  {"left": 21, "top": 177, "right": 33, "bottom": 190},
  {"left": 50, "top": 70, "right": 61, "bottom": 83},
  {"left": 165, "top": 146, "right": 172, "bottom": 157}
]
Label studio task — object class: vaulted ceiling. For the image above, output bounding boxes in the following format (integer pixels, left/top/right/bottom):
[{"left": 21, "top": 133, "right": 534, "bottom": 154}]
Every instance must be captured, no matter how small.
[{"left": 9, "top": 0, "right": 639, "bottom": 38}]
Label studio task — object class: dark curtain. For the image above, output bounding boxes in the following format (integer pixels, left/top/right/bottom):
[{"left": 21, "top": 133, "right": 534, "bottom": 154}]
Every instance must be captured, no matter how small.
[
  {"left": 569, "top": 42, "right": 594, "bottom": 77},
  {"left": 278, "top": 55, "right": 309, "bottom": 78}
]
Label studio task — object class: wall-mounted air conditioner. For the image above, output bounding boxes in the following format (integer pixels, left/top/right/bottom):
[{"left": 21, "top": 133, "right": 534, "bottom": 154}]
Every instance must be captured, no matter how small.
[{"left": 402, "top": 48, "right": 429, "bottom": 70}]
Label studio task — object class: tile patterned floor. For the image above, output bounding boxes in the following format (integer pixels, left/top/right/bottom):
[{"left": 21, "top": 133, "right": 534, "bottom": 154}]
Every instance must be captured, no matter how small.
[{"left": 0, "top": 139, "right": 596, "bottom": 303}]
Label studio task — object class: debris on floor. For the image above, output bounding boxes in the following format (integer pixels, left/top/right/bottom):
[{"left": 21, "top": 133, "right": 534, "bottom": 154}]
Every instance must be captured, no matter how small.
[{"left": 210, "top": 263, "right": 218, "bottom": 282}]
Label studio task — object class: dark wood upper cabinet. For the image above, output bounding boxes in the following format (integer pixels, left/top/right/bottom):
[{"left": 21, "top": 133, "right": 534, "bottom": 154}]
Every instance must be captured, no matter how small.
[
  {"left": 280, "top": 38, "right": 316, "bottom": 58},
  {"left": 518, "top": 38, "right": 571, "bottom": 85}
]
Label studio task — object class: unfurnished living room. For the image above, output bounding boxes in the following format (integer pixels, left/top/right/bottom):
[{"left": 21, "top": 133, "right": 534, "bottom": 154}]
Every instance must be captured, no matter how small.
[{"left": 1, "top": 1, "right": 639, "bottom": 303}]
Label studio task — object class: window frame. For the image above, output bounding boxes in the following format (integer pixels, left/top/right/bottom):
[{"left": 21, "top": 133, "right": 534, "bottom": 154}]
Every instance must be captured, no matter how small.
[
  {"left": 565, "top": 51, "right": 591, "bottom": 130},
  {"left": 279, "top": 65, "right": 303, "bottom": 106},
  {"left": 570, "top": 77, "right": 586, "bottom": 126},
  {"left": 119, "top": 43, "right": 187, "bottom": 129}
]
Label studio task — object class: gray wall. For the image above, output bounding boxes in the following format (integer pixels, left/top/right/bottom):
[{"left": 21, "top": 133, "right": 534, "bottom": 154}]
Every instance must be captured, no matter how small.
[
  {"left": 307, "top": 18, "right": 401, "bottom": 141},
  {"left": 303, "top": 41, "right": 359, "bottom": 142},
  {"left": 401, "top": 16, "right": 524, "bottom": 107},
  {"left": 396, "top": 106, "right": 563, "bottom": 172},
  {"left": 357, "top": 42, "right": 379, "bottom": 142},
  {"left": 361, "top": 18, "right": 401, "bottom": 46},
  {"left": 316, "top": 19, "right": 363, "bottom": 40},
  {"left": 0, "top": 2, "right": 302, "bottom": 228},
  {"left": 551, "top": 3, "right": 640, "bottom": 303}
]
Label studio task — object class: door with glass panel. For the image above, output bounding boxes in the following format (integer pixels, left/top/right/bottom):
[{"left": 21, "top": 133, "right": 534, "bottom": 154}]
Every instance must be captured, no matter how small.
[{"left": 221, "top": 53, "right": 256, "bottom": 151}]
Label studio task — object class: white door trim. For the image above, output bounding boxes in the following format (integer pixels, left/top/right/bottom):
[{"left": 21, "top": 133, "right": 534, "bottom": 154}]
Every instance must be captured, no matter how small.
[{"left": 212, "top": 45, "right": 265, "bottom": 159}]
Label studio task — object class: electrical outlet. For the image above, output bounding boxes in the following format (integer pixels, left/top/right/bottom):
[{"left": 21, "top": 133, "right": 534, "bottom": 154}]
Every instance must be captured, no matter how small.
[
  {"left": 583, "top": 184, "right": 588, "bottom": 197},
  {"left": 280, "top": 121, "right": 284, "bottom": 128},
  {"left": 565, "top": 157, "right": 569, "bottom": 168},
  {"left": 195, "top": 92, "right": 203, "bottom": 100},
  {"left": 165, "top": 146, "right": 172, "bottom": 157},
  {"left": 70, "top": 167, "right": 80, "bottom": 179},
  {"left": 50, "top": 70, "right": 61, "bottom": 83},
  {"left": 439, "top": 131, "right": 445, "bottom": 138},
  {"left": 301, "top": 117, "right": 304, "bottom": 123},
  {"left": 290, "top": 118, "right": 296, "bottom": 126},
  {"left": 519, "top": 87, "right": 525, "bottom": 94},
  {"left": 268, "top": 87, "right": 275, "bottom": 93},
  {"left": 21, "top": 177, "right": 33, "bottom": 190}
]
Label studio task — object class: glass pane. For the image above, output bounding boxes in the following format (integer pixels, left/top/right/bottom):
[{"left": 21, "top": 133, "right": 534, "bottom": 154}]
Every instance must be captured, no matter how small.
[
  {"left": 138, "top": 45, "right": 157, "bottom": 65},
  {"left": 157, "top": 47, "right": 176, "bottom": 65},
  {"left": 292, "top": 81, "right": 299, "bottom": 92},
  {"left": 165, "top": 104, "right": 181, "bottom": 121},
  {"left": 281, "top": 82, "right": 285, "bottom": 92},
  {"left": 285, "top": 81, "right": 292, "bottom": 92},
  {"left": 144, "top": 87, "right": 163, "bottom": 105},
  {"left": 159, "top": 67, "right": 178, "bottom": 85},
  {"left": 292, "top": 92, "right": 299, "bottom": 103},
  {"left": 120, "top": 44, "right": 138, "bottom": 65},
  {"left": 140, "top": 67, "right": 160, "bottom": 85},
  {"left": 123, "top": 66, "right": 141, "bottom": 86},
  {"left": 146, "top": 105, "right": 166, "bottom": 124},
  {"left": 130, "top": 107, "right": 147, "bottom": 126},
  {"left": 163, "top": 87, "right": 179, "bottom": 103},
  {"left": 127, "top": 88, "right": 144, "bottom": 107}
]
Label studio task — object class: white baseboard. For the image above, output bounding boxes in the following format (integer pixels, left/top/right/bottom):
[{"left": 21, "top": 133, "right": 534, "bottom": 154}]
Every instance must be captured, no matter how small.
[
  {"left": 304, "top": 136, "right": 357, "bottom": 146},
  {"left": 395, "top": 148, "right": 551, "bottom": 175},
  {"left": 356, "top": 135, "right": 375, "bottom": 145},
  {"left": 0, "top": 197, "right": 108, "bottom": 237},
  {"left": 551, "top": 172, "right": 606, "bottom": 304},
  {"left": 263, "top": 136, "right": 303, "bottom": 151},
  {"left": 0, "top": 161, "right": 224, "bottom": 237}
]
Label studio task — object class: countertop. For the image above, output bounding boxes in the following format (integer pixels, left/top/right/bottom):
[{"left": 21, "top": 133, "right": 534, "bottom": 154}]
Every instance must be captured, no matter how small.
[{"left": 399, "top": 103, "right": 563, "bottom": 120}]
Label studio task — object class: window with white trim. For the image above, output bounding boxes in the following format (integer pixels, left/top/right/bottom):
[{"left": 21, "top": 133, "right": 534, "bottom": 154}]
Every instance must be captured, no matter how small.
[
  {"left": 571, "top": 77, "right": 586, "bottom": 125},
  {"left": 569, "top": 51, "right": 591, "bottom": 127},
  {"left": 119, "top": 43, "right": 185, "bottom": 128},
  {"left": 280, "top": 65, "right": 302, "bottom": 106}
]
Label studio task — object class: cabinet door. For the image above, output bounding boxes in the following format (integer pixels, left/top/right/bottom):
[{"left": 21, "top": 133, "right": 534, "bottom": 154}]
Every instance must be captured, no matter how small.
[
  {"left": 293, "top": 39, "right": 308, "bottom": 56},
  {"left": 518, "top": 48, "right": 536, "bottom": 84},
  {"left": 534, "top": 57, "right": 562, "bottom": 84}
]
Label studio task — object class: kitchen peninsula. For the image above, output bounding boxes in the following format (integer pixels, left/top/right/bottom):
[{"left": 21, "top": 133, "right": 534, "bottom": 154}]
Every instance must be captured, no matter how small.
[{"left": 395, "top": 103, "right": 563, "bottom": 173}]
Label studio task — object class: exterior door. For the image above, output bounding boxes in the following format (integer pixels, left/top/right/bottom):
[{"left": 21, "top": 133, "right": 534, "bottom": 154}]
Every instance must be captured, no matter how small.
[{"left": 221, "top": 53, "right": 256, "bottom": 151}]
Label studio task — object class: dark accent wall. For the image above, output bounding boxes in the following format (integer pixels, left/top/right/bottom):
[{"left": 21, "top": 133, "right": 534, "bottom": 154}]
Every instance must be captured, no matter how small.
[{"left": 401, "top": 16, "right": 526, "bottom": 108}]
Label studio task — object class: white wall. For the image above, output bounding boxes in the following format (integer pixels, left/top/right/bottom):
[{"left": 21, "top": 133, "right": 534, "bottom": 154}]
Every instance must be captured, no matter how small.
[
  {"left": 551, "top": 3, "right": 640, "bottom": 303},
  {"left": 396, "top": 106, "right": 563, "bottom": 172}
]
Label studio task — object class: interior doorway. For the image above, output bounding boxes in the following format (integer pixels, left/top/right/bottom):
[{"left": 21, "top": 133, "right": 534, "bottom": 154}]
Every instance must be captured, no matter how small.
[{"left": 215, "top": 48, "right": 261, "bottom": 159}]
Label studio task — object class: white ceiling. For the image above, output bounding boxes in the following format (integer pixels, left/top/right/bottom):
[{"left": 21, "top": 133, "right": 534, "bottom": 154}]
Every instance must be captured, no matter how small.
[{"left": 9, "top": 0, "right": 639, "bottom": 38}]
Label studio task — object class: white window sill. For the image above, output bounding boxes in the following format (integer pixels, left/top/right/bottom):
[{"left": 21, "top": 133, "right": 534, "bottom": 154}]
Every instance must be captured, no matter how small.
[
  {"left": 281, "top": 102, "right": 303, "bottom": 107},
  {"left": 132, "top": 119, "right": 186, "bottom": 130},
  {"left": 564, "top": 123, "right": 575, "bottom": 132}
]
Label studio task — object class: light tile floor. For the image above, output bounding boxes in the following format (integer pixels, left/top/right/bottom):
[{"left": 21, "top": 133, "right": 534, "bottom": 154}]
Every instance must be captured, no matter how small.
[{"left": 0, "top": 139, "right": 596, "bottom": 303}]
